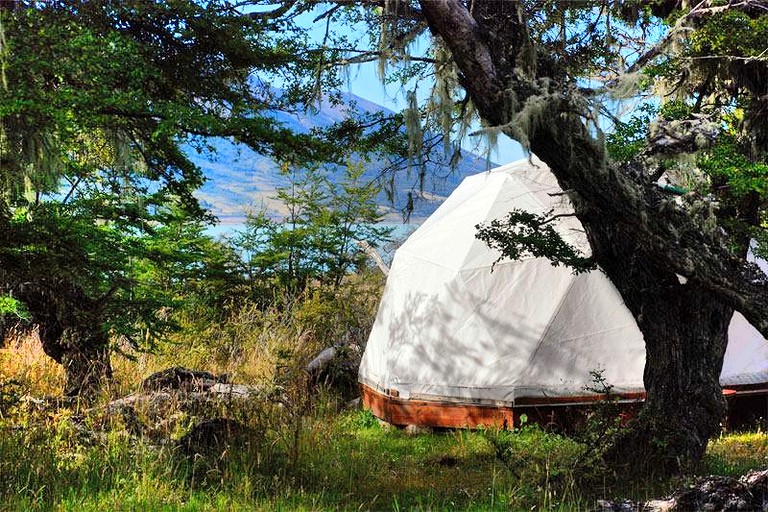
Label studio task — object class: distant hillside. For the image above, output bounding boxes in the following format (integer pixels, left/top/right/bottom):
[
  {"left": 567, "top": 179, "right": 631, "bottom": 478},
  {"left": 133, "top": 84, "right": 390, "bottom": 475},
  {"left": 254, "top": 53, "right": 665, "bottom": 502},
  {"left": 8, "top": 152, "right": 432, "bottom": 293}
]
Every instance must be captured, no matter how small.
[{"left": 186, "top": 93, "right": 494, "bottom": 225}]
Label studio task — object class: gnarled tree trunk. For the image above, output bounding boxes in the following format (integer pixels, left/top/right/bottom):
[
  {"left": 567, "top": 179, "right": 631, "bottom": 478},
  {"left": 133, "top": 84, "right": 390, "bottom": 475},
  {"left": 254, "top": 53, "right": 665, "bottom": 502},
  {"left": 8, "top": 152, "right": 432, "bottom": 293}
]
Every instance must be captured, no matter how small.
[
  {"left": 589, "top": 222, "right": 732, "bottom": 473},
  {"left": 58, "top": 326, "right": 112, "bottom": 397},
  {"left": 536, "top": 125, "right": 735, "bottom": 473},
  {"left": 610, "top": 291, "right": 730, "bottom": 474}
]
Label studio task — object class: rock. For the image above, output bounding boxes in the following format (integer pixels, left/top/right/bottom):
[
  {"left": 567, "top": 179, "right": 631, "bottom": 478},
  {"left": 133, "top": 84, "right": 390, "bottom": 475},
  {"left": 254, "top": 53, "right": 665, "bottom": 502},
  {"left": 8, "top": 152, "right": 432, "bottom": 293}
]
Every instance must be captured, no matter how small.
[
  {"left": 102, "top": 381, "right": 260, "bottom": 436},
  {"left": 404, "top": 424, "right": 432, "bottom": 435},
  {"left": 741, "top": 468, "right": 768, "bottom": 502},
  {"left": 644, "top": 499, "right": 676, "bottom": 511},
  {"left": 671, "top": 476, "right": 756, "bottom": 511},
  {"left": 598, "top": 473, "right": 768, "bottom": 512},
  {"left": 107, "top": 391, "right": 177, "bottom": 422},
  {"left": 207, "top": 382, "right": 260, "bottom": 398},
  {"left": 344, "top": 397, "right": 361, "bottom": 410},
  {"left": 176, "top": 417, "right": 253, "bottom": 458},
  {"left": 595, "top": 499, "right": 643, "bottom": 511},
  {"left": 376, "top": 419, "right": 394, "bottom": 430},
  {"left": 306, "top": 344, "right": 362, "bottom": 398},
  {"left": 595, "top": 498, "right": 676, "bottom": 511},
  {"left": 109, "top": 402, "right": 146, "bottom": 436},
  {"left": 141, "top": 367, "right": 226, "bottom": 392}
]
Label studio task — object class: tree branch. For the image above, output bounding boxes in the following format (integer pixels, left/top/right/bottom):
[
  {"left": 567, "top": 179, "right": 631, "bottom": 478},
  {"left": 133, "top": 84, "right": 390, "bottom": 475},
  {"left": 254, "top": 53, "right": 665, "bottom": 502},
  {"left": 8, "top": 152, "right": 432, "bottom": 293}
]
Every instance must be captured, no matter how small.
[{"left": 418, "top": 0, "right": 506, "bottom": 126}]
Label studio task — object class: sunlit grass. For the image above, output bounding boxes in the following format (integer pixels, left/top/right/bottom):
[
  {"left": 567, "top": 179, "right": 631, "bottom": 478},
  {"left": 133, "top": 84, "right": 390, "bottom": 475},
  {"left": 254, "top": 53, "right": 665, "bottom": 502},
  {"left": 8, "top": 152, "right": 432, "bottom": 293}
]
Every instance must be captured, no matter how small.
[
  {"left": 0, "top": 404, "right": 553, "bottom": 511},
  {"left": 5, "top": 395, "right": 768, "bottom": 511},
  {"left": 0, "top": 328, "right": 65, "bottom": 396},
  {"left": 4, "top": 276, "right": 768, "bottom": 511},
  {"left": 703, "top": 430, "right": 768, "bottom": 476}
]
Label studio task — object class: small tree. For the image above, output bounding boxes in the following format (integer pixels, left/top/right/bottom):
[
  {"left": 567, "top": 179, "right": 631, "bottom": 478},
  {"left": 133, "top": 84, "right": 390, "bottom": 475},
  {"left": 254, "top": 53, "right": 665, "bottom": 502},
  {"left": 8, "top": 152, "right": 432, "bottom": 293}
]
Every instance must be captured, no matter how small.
[{"left": 233, "top": 162, "right": 393, "bottom": 297}]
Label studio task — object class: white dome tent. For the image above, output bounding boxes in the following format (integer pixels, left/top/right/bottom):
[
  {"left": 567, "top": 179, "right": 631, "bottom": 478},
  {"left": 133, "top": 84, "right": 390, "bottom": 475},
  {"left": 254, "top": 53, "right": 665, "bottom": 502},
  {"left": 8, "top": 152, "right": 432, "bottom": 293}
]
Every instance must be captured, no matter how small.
[{"left": 358, "top": 156, "right": 768, "bottom": 428}]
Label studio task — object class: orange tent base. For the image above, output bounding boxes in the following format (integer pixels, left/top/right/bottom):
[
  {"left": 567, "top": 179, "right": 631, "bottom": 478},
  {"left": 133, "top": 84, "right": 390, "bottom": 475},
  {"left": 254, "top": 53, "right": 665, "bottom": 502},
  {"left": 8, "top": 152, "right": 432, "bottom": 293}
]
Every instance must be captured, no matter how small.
[
  {"left": 360, "top": 384, "right": 764, "bottom": 431},
  {"left": 360, "top": 383, "right": 647, "bottom": 430},
  {"left": 361, "top": 383, "right": 515, "bottom": 428}
]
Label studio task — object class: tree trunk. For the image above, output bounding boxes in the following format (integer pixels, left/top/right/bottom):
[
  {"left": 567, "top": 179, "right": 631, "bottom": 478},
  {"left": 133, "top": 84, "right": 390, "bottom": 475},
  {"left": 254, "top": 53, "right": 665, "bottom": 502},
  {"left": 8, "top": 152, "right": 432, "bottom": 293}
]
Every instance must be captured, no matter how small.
[
  {"left": 604, "top": 280, "right": 731, "bottom": 474},
  {"left": 18, "top": 281, "right": 112, "bottom": 398},
  {"left": 554, "top": 166, "right": 736, "bottom": 474},
  {"left": 59, "top": 326, "right": 112, "bottom": 398},
  {"left": 587, "top": 221, "right": 732, "bottom": 474},
  {"left": 519, "top": 67, "right": 736, "bottom": 475}
]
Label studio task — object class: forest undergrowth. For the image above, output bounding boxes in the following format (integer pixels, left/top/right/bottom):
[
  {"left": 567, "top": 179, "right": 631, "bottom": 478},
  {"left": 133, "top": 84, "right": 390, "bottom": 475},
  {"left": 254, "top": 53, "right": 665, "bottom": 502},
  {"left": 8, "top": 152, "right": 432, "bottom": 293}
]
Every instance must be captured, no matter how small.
[{"left": 1, "top": 276, "right": 768, "bottom": 511}]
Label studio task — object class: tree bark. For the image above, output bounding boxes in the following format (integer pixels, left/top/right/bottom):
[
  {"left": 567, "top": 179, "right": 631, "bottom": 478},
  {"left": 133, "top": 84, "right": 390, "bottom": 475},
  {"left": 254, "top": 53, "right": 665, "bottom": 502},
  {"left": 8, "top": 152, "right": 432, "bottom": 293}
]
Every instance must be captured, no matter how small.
[
  {"left": 528, "top": 107, "right": 734, "bottom": 472},
  {"left": 588, "top": 220, "right": 732, "bottom": 474},
  {"left": 607, "top": 289, "right": 730, "bottom": 475}
]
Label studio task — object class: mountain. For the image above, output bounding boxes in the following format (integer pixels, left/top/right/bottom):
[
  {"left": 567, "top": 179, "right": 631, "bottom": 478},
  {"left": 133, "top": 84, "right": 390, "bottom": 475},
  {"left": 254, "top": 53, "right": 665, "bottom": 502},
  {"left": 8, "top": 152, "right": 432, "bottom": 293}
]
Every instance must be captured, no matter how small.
[{"left": 187, "top": 93, "right": 494, "bottom": 225}]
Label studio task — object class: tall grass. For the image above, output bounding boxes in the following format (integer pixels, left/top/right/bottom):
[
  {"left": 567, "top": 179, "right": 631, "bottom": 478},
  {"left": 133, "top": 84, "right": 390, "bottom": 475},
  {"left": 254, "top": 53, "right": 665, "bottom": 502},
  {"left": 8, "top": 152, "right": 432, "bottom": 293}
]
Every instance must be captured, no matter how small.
[
  {"left": 0, "top": 327, "right": 64, "bottom": 396},
  {"left": 3, "top": 273, "right": 768, "bottom": 510},
  {"left": 3, "top": 385, "right": 768, "bottom": 510},
  {"left": 704, "top": 431, "right": 768, "bottom": 476},
  {"left": 110, "top": 272, "right": 384, "bottom": 393},
  {"left": 0, "top": 403, "right": 522, "bottom": 511}
]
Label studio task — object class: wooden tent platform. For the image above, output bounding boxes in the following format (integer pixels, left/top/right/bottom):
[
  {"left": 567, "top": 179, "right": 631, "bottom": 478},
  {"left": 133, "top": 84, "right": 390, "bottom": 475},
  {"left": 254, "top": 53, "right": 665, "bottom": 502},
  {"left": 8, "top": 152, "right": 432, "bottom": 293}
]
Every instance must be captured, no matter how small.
[{"left": 361, "top": 383, "right": 768, "bottom": 431}]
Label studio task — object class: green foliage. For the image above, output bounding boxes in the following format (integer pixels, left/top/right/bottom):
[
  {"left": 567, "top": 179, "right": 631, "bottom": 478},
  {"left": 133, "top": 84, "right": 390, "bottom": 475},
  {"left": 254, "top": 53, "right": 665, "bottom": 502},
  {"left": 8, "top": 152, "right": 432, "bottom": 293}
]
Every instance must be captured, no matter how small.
[
  {"left": 4, "top": 365, "right": 768, "bottom": 511},
  {"left": 704, "top": 432, "right": 768, "bottom": 477},
  {"left": 696, "top": 135, "right": 768, "bottom": 252},
  {"left": 1, "top": 197, "right": 241, "bottom": 355},
  {"left": 659, "top": 101, "right": 695, "bottom": 121},
  {"left": 688, "top": 10, "right": 768, "bottom": 58},
  {"left": 576, "top": 370, "right": 629, "bottom": 461},
  {"left": 484, "top": 424, "right": 586, "bottom": 509},
  {"left": 232, "top": 163, "right": 393, "bottom": 295},
  {"left": 699, "top": 136, "right": 768, "bottom": 197},
  {"left": 0, "top": 294, "right": 28, "bottom": 319},
  {"left": 0, "top": 0, "right": 355, "bottom": 390},
  {"left": 607, "top": 104, "right": 658, "bottom": 162},
  {"left": 0, "top": 376, "right": 22, "bottom": 416},
  {"left": 475, "top": 209, "right": 596, "bottom": 274},
  {"left": 140, "top": 269, "right": 384, "bottom": 398},
  {"left": 342, "top": 408, "right": 379, "bottom": 429}
]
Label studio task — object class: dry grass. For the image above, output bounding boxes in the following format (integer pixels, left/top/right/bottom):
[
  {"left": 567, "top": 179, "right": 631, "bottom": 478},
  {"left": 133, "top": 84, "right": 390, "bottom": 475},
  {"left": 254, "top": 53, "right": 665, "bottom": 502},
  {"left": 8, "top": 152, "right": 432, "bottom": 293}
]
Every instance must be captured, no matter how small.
[
  {"left": 0, "top": 327, "right": 65, "bottom": 395},
  {"left": 2, "top": 273, "right": 383, "bottom": 399},
  {"left": 110, "top": 304, "right": 323, "bottom": 395}
]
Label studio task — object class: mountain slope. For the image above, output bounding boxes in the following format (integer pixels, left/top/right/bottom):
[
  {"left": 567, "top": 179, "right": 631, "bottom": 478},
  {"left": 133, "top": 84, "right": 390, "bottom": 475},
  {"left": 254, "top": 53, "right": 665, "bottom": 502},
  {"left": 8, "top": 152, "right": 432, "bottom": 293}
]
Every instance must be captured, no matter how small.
[{"left": 187, "top": 93, "right": 494, "bottom": 224}]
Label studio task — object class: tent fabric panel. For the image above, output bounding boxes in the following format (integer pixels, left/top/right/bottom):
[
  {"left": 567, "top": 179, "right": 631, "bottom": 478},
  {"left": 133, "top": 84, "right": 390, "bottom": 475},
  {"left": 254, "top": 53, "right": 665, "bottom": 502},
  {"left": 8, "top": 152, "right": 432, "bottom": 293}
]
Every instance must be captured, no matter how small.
[
  {"left": 401, "top": 156, "right": 584, "bottom": 271},
  {"left": 721, "top": 312, "right": 768, "bottom": 386},
  {"left": 380, "top": 254, "right": 546, "bottom": 396},
  {"left": 453, "top": 260, "right": 579, "bottom": 393},
  {"left": 523, "top": 270, "right": 646, "bottom": 394},
  {"left": 401, "top": 173, "right": 543, "bottom": 270}
]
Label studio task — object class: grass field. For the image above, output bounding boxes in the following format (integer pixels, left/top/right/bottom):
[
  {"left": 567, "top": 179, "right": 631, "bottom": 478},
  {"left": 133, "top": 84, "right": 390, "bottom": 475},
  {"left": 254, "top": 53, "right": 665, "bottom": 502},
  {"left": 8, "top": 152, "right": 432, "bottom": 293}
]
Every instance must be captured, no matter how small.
[
  {"left": 3, "top": 395, "right": 768, "bottom": 512},
  {"left": 2, "top": 316, "right": 768, "bottom": 511}
]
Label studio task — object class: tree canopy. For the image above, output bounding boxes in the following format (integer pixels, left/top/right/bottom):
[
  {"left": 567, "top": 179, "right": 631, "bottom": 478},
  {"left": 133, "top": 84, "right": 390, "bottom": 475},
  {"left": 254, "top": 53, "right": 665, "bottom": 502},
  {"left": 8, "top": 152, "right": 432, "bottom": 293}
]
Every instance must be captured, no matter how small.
[{"left": 0, "top": 0, "right": 392, "bottom": 395}]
